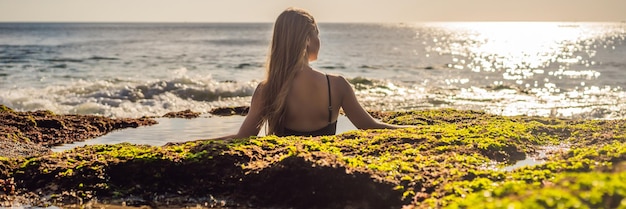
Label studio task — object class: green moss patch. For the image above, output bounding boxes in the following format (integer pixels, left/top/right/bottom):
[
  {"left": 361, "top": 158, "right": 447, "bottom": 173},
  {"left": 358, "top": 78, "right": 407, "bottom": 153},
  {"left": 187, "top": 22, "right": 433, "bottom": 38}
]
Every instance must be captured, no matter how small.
[{"left": 1, "top": 109, "right": 625, "bottom": 208}]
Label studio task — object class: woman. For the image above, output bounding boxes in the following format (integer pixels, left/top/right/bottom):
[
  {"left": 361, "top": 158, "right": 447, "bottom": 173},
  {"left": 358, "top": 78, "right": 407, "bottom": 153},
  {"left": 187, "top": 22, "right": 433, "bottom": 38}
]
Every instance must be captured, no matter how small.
[{"left": 218, "top": 7, "right": 406, "bottom": 139}]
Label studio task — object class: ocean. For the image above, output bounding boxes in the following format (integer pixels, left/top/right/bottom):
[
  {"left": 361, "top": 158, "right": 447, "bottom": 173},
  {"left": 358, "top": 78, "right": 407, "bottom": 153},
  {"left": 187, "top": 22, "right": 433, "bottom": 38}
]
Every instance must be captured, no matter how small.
[{"left": 1, "top": 22, "right": 625, "bottom": 147}]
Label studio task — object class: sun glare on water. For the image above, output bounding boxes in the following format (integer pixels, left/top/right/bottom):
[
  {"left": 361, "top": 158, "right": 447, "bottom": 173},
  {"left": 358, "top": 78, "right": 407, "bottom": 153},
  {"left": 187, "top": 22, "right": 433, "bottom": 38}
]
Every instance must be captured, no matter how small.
[
  {"left": 399, "top": 22, "right": 626, "bottom": 118},
  {"left": 430, "top": 22, "right": 615, "bottom": 74}
]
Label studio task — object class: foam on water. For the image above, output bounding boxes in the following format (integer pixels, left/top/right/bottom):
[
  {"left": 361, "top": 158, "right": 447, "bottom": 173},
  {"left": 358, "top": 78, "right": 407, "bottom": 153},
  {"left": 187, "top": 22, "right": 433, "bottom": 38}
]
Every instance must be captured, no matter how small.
[
  {"left": 0, "top": 70, "right": 258, "bottom": 118},
  {"left": 2, "top": 71, "right": 625, "bottom": 119}
]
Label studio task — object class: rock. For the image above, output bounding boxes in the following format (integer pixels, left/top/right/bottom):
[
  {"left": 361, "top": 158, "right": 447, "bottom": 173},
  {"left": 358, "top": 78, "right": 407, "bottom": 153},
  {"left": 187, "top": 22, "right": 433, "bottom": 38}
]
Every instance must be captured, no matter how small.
[
  {"left": 0, "top": 104, "right": 158, "bottom": 158},
  {"left": 0, "top": 178, "right": 15, "bottom": 195},
  {"left": 210, "top": 106, "right": 249, "bottom": 116},
  {"left": 0, "top": 140, "right": 50, "bottom": 159},
  {"left": 162, "top": 109, "right": 201, "bottom": 119},
  {"left": 1, "top": 108, "right": 626, "bottom": 208},
  {"left": 35, "top": 119, "right": 65, "bottom": 129}
]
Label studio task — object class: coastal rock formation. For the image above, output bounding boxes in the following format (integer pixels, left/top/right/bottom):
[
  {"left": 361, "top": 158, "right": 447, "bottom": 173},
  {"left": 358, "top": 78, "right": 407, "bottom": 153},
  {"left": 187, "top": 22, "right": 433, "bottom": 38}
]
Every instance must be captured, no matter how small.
[
  {"left": 0, "top": 104, "right": 157, "bottom": 158},
  {"left": 210, "top": 106, "right": 250, "bottom": 116},
  {"left": 1, "top": 107, "right": 625, "bottom": 208},
  {"left": 162, "top": 109, "right": 202, "bottom": 119}
]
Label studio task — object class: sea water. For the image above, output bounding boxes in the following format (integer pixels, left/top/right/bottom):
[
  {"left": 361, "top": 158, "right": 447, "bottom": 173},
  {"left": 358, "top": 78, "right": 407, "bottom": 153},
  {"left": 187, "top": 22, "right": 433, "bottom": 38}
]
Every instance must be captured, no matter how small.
[
  {"left": 50, "top": 115, "right": 358, "bottom": 151},
  {"left": 1, "top": 22, "right": 625, "bottom": 147}
]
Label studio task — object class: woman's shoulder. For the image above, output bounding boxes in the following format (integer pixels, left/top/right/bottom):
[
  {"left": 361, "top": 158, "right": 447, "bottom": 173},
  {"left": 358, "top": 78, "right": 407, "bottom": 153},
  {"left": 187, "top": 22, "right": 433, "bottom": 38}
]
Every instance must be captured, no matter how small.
[
  {"left": 252, "top": 81, "right": 267, "bottom": 98},
  {"left": 324, "top": 73, "right": 352, "bottom": 93},
  {"left": 325, "top": 73, "right": 349, "bottom": 85}
]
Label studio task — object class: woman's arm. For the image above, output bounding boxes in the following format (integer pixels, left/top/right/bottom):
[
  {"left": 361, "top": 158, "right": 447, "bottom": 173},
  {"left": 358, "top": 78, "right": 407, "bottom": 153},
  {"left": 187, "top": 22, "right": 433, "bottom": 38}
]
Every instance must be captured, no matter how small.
[
  {"left": 338, "top": 76, "right": 409, "bottom": 130},
  {"left": 210, "top": 84, "right": 265, "bottom": 140}
]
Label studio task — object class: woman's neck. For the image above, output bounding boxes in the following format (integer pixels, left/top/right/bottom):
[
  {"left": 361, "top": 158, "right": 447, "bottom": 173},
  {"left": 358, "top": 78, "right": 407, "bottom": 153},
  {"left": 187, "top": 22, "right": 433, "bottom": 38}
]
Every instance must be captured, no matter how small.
[{"left": 295, "top": 63, "right": 313, "bottom": 73}]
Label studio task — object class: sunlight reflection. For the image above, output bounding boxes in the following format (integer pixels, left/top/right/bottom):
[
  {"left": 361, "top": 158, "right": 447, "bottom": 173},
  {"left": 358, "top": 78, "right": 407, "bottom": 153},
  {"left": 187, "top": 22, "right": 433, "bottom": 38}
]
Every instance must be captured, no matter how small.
[
  {"left": 428, "top": 22, "right": 618, "bottom": 74},
  {"left": 358, "top": 22, "right": 626, "bottom": 119}
]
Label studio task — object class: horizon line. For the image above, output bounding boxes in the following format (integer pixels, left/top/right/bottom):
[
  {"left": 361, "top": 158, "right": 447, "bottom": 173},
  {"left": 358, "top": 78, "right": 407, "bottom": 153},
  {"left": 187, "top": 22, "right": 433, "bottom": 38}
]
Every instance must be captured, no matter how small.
[{"left": 1, "top": 20, "right": 625, "bottom": 24}]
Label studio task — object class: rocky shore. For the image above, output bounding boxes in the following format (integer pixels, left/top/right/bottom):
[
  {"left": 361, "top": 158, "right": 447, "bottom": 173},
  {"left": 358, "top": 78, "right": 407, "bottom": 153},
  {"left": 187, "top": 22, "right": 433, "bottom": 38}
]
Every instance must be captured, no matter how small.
[
  {"left": 0, "top": 105, "right": 158, "bottom": 158},
  {"left": 1, "top": 105, "right": 625, "bottom": 208}
]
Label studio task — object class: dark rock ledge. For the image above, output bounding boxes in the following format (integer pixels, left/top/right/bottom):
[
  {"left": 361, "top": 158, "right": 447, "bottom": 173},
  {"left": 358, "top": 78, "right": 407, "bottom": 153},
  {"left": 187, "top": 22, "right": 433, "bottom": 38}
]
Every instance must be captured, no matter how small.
[{"left": 0, "top": 104, "right": 157, "bottom": 158}]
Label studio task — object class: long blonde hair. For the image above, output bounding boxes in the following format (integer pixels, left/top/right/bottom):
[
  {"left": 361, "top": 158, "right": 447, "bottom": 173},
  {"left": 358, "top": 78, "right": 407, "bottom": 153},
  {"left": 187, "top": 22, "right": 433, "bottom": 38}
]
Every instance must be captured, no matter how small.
[{"left": 261, "top": 8, "right": 317, "bottom": 135}]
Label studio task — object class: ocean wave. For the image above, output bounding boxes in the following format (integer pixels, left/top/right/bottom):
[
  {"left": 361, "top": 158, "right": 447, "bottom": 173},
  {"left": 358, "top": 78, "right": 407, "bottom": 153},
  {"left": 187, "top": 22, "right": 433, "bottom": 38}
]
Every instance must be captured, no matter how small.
[
  {"left": 50, "top": 64, "right": 67, "bottom": 68},
  {"left": 44, "top": 58, "right": 84, "bottom": 63},
  {"left": 1, "top": 75, "right": 625, "bottom": 120},
  {"left": 0, "top": 56, "right": 30, "bottom": 64},
  {"left": 206, "top": 39, "right": 266, "bottom": 46},
  {"left": 234, "top": 62, "right": 263, "bottom": 69},
  {"left": 319, "top": 65, "right": 346, "bottom": 70},
  {"left": 88, "top": 56, "right": 119, "bottom": 61},
  {"left": 0, "top": 76, "right": 258, "bottom": 118},
  {"left": 343, "top": 77, "right": 626, "bottom": 120},
  {"left": 89, "top": 78, "right": 256, "bottom": 102}
]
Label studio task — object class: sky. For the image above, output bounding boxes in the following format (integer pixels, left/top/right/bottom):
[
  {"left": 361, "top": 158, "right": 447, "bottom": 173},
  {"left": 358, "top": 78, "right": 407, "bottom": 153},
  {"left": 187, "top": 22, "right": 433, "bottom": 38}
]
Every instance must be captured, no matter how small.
[{"left": 1, "top": 0, "right": 625, "bottom": 23}]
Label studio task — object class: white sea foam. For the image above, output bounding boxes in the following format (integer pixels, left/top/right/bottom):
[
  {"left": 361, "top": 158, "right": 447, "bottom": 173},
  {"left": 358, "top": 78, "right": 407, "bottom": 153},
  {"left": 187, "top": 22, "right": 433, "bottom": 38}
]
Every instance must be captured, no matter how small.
[{"left": 0, "top": 73, "right": 258, "bottom": 118}]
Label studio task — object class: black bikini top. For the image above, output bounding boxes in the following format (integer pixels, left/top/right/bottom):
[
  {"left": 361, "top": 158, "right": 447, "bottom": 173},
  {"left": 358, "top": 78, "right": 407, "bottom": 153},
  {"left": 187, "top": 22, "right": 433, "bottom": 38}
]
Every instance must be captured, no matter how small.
[{"left": 281, "top": 74, "right": 337, "bottom": 137}]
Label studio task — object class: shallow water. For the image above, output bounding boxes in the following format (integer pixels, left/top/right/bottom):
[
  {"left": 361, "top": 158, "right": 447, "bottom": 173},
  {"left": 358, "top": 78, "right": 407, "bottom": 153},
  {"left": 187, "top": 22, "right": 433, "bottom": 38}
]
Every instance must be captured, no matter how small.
[
  {"left": 503, "top": 157, "right": 547, "bottom": 172},
  {"left": 501, "top": 145, "right": 570, "bottom": 171},
  {"left": 52, "top": 115, "right": 357, "bottom": 152}
]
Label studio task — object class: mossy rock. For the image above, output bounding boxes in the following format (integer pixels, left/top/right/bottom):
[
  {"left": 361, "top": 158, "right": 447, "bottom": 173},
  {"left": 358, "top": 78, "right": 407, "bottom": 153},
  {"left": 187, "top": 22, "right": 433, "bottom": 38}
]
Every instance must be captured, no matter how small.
[
  {"left": 210, "top": 106, "right": 249, "bottom": 116},
  {"left": 0, "top": 105, "right": 15, "bottom": 113},
  {"left": 162, "top": 109, "right": 201, "bottom": 119},
  {"left": 1, "top": 107, "right": 157, "bottom": 148},
  {"left": 2, "top": 109, "right": 626, "bottom": 208}
]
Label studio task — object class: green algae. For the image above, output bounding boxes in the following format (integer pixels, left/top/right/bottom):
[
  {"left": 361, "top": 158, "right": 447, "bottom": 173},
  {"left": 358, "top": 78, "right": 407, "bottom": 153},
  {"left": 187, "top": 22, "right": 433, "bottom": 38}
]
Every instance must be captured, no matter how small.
[
  {"left": 2, "top": 109, "right": 626, "bottom": 208},
  {"left": 412, "top": 131, "right": 626, "bottom": 208},
  {"left": 442, "top": 171, "right": 626, "bottom": 209},
  {"left": 0, "top": 105, "right": 15, "bottom": 113},
  {"left": 0, "top": 157, "right": 18, "bottom": 179}
]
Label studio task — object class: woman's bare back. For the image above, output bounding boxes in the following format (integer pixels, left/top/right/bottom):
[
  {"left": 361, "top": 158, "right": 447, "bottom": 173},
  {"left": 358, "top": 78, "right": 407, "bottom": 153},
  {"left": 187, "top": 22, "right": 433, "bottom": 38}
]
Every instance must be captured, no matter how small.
[{"left": 284, "top": 68, "right": 340, "bottom": 132}]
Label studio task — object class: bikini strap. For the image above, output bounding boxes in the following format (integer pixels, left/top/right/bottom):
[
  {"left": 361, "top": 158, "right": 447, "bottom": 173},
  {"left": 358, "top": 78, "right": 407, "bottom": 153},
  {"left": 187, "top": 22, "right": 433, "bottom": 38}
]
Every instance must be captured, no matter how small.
[{"left": 326, "top": 74, "right": 332, "bottom": 123}]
